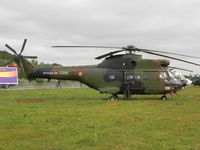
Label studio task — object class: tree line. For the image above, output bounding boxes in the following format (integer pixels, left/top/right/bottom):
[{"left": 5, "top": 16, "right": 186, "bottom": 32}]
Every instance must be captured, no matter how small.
[{"left": 0, "top": 50, "right": 62, "bottom": 79}]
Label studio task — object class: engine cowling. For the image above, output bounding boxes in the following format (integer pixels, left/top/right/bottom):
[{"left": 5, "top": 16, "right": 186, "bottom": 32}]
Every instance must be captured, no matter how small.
[{"left": 159, "top": 59, "right": 170, "bottom": 67}]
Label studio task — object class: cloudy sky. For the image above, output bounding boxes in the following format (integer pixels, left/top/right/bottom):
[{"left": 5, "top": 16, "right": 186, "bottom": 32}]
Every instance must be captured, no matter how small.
[{"left": 0, "top": 0, "right": 200, "bottom": 74}]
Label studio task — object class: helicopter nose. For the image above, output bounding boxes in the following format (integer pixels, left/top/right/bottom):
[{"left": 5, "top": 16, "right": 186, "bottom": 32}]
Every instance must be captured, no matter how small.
[
  {"left": 164, "top": 79, "right": 182, "bottom": 93},
  {"left": 171, "top": 79, "right": 183, "bottom": 91},
  {"left": 181, "top": 80, "right": 188, "bottom": 87}
]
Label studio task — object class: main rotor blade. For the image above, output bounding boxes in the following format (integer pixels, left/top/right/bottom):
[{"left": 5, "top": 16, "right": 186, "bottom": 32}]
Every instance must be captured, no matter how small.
[
  {"left": 52, "top": 44, "right": 200, "bottom": 60},
  {"left": 52, "top": 45, "right": 122, "bottom": 49},
  {"left": 5, "top": 44, "right": 17, "bottom": 55},
  {"left": 95, "top": 50, "right": 124, "bottom": 59},
  {"left": 24, "top": 56, "right": 37, "bottom": 59},
  {"left": 139, "top": 48, "right": 200, "bottom": 59},
  {"left": 141, "top": 50, "right": 200, "bottom": 66},
  {"left": 20, "top": 39, "right": 27, "bottom": 54},
  {"left": 169, "top": 67, "right": 193, "bottom": 72}
]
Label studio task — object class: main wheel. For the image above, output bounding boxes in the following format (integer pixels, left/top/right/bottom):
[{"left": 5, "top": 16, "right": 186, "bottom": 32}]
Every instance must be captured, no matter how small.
[
  {"left": 161, "top": 95, "right": 167, "bottom": 100},
  {"left": 109, "top": 94, "right": 118, "bottom": 100}
]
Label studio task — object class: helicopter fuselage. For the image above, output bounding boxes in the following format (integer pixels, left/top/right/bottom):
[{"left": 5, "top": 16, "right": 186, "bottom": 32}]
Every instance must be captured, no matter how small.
[{"left": 27, "top": 54, "right": 183, "bottom": 96}]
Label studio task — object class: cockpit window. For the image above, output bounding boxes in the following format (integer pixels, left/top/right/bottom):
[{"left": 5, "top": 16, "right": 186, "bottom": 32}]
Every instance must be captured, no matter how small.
[
  {"left": 109, "top": 75, "right": 115, "bottom": 80},
  {"left": 159, "top": 71, "right": 168, "bottom": 79},
  {"left": 172, "top": 71, "right": 185, "bottom": 80},
  {"left": 168, "top": 71, "right": 176, "bottom": 79},
  {"left": 127, "top": 75, "right": 134, "bottom": 80},
  {"left": 167, "top": 70, "right": 182, "bottom": 85},
  {"left": 143, "top": 71, "right": 159, "bottom": 80},
  {"left": 134, "top": 75, "right": 141, "bottom": 80}
]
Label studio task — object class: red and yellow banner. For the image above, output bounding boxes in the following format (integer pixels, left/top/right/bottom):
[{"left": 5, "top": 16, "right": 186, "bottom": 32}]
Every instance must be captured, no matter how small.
[
  {"left": 0, "top": 71, "right": 17, "bottom": 78},
  {"left": 0, "top": 67, "right": 18, "bottom": 84}
]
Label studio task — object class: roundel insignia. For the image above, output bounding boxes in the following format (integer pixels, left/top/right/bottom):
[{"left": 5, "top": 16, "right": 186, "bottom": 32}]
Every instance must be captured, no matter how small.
[
  {"left": 11, "top": 63, "right": 18, "bottom": 67},
  {"left": 78, "top": 72, "right": 83, "bottom": 76}
]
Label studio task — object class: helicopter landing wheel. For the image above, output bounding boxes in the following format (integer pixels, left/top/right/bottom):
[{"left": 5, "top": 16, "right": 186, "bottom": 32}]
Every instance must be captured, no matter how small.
[
  {"left": 161, "top": 95, "right": 167, "bottom": 100},
  {"left": 109, "top": 94, "right": 118, "bottom": 101}
]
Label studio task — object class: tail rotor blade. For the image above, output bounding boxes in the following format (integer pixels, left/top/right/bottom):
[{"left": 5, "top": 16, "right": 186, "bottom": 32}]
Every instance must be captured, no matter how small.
[
  {"left": 5, "top": 44, "right": 17, "bottom": 55},
  {"left": 19, "top": 60, "right": 26, "bottom": 77},
  {"left": 20, "top": 39, "right": 27, "bottom": 54},
  {"left": 4, "top": 59, "right": 15, "bottom": 66},
  {"left": 3, "top": 57, "right": 19, "bottom": 66}
]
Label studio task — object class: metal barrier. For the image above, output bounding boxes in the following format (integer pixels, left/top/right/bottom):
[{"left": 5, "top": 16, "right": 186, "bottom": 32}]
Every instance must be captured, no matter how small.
[{"left": 0, "top": 81, "right": 87, "bottom": 90}]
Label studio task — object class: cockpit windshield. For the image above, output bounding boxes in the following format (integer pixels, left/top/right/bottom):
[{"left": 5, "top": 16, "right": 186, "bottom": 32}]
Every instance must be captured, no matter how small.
[
  {"left": 160, "top": 70, "right": 177, "bottom": 79},
  {"left": 159, "top": 70, "right": 183, "bottom": 92},
  {"left": 168, "top": 70, "right": 182, "bottom": 85},
  {"left": 159, "top": 71, "right": 168, "bottom": 79},
  {"left": 171, "top": 71, "right": 185, "bottom": 80},
  {"left": 168, "top": 70, "right": 176, "bottom": 79}
]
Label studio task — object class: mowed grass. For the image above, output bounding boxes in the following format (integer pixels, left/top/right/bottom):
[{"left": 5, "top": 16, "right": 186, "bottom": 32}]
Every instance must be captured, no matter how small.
[{"left": 0, "top": 86, "right": 200, "bottom": 150}]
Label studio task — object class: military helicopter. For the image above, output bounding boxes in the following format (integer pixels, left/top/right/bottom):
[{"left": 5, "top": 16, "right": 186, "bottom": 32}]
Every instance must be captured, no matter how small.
[
  {"left": 4, "top": 39, "right": 200, "bottom": 100},
  {"left": 192, "top": 76, "right": 200, "bottom": 86}
]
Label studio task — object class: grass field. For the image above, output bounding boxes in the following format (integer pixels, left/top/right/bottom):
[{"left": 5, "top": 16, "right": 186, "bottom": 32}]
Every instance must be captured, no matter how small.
[{"left": 0, "top": 86, "right": 200, "bottom": 150}]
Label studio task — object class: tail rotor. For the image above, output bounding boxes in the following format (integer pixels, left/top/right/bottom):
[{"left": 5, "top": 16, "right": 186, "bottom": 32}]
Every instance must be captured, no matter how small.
[{"left": 4, "top": 39, "right": 37, "bottom": 76}]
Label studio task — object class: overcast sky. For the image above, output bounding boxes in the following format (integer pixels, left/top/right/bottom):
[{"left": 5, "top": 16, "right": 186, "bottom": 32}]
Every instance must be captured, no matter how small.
[{"left": 0, "top": 0, "right": 200, "bottom": 74}]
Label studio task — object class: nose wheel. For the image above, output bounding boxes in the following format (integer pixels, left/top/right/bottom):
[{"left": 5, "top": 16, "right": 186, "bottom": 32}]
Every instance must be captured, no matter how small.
[{"left": 161, "top": 95, "right": 167, "bottom": 100}]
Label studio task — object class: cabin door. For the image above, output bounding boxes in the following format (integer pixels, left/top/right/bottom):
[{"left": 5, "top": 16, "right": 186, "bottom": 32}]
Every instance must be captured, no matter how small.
[
  {"left": 123, "top": 71, "right": 143, "bottom": 89},
  {"left": 143, "top": 71, "right": 165, "bottom": 94}
]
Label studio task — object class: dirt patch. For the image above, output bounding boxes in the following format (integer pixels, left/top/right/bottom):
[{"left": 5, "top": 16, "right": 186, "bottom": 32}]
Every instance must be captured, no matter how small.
[
  {"left": 17, "top": 99, "right": 43, "bottom": 103},
  {"left": 0, "top": 94, "right": 9, "bottom": 96},
  {"left": 29, "top": 134, "right": 52, "bottom": 139},
  {"left": 0, "top": 127, "right": 18, "bottom": 130}
]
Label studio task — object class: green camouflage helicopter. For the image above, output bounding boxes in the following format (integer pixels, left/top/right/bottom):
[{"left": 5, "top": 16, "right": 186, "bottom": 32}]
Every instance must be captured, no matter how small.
[
  {"left": 4, "top": 39, "right": 200, "bottom": 100},
  {"left": 192, "top": 77, "right": 200, "bottom": 86}
]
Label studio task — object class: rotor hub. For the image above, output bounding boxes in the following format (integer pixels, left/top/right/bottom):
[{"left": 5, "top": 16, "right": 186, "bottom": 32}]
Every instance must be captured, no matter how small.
[{"left": 123, "top": 45, "right": 137, "bottom": 54}]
